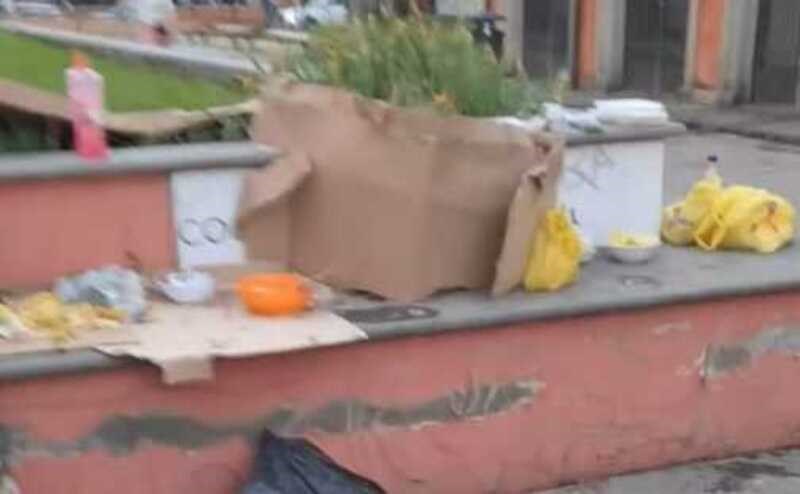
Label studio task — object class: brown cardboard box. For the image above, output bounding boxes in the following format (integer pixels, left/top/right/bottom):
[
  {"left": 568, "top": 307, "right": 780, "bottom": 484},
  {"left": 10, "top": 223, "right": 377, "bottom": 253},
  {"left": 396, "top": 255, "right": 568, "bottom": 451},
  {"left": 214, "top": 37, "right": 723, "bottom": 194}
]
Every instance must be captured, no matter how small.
[{"left": 239, "top": 83, "right": 562, "bottom": 301}]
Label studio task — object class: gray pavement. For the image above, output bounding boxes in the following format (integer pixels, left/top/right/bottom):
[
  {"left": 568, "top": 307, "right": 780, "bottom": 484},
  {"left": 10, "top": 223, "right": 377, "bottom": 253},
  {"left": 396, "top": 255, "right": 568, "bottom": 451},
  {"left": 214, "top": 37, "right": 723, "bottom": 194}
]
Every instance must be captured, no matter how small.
[
  {"left": 669, "top": 102, "right": 800, "bottom": 146},
  {"left": 544, "top": 450, "right": 800, "bottom": 494}
]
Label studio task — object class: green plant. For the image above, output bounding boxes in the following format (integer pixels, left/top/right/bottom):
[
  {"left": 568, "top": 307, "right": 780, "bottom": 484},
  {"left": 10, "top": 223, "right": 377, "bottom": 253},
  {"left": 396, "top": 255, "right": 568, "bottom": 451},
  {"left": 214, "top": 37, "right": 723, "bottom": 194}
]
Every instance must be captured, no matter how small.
[{"left": 287, "top": 18, "right": 545, "bottom": 117}]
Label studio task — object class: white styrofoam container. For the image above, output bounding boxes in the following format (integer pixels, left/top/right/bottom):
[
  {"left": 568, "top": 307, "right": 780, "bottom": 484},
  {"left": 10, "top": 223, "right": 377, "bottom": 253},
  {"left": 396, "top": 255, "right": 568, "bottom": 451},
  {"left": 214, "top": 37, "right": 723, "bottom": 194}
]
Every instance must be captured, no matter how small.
[
  {"left": 170, "top": 169, "right": 246, "bottom": 269},
  {"left": 557, "top": 140, "right": 665, "bottom": 247}
]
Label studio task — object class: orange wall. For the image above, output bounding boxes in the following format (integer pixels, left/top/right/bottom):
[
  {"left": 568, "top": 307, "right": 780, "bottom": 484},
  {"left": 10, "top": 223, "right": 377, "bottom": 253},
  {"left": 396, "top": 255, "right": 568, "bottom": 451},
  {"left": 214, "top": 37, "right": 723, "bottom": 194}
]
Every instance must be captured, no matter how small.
[
  {"left": 577, "top": 0, "right": 598, "bottom": 88},
  {"left": 694, "top": 0, "right": 726, "bottom": 89},
  {"left": 0, "top": 174, "right": 175, "bottom": 287}
]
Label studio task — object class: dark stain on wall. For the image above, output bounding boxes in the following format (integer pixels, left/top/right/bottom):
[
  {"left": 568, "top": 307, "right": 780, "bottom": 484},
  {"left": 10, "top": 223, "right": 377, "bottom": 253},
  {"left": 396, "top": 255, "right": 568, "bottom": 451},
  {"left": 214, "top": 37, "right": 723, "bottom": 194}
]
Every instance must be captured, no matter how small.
[
  {"left": 0, "top": 377, "right": 542, "bottom": 463},
  {"left": 702, "top": 327, "right": 800, "bottom": 380}
]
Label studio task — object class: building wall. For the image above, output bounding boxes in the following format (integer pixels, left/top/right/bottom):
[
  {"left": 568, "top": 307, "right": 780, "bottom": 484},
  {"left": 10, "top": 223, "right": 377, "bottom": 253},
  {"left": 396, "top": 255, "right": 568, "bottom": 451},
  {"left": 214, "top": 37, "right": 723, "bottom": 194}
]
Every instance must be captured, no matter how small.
[
  {"left": 691, "top": 0, "right": 759, "bottom": 104},
  {"left": 506, "top": 0, "right": 756, "bottom": 103},
  {"left": 435, "top": 0, "right": 484, "bottom": 16},
  {"left": 501, "top": 0, "right": 524, "bottom": 68},
  {"left": 577, "top": 0, "right": 598, "bottom": 88},
  {"left": 692, "top": 0, "right": 725, "bottom": 90}
]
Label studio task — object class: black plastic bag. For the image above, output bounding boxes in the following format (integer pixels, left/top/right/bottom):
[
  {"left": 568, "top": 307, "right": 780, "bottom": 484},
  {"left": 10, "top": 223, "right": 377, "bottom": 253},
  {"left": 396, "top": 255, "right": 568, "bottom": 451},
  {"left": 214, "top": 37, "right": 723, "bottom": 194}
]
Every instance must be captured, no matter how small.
[{"left": 241, "top": 431, "right": 385, "bottom": 494}]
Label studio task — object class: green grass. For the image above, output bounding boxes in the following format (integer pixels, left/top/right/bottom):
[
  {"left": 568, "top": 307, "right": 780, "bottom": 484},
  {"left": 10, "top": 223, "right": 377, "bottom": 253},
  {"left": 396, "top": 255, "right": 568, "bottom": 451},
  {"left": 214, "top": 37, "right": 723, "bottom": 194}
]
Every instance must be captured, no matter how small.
[
  {"left": 0, "top": 30, "right": 251, "bottom": 113},
  {"left": 288, "top": 18, "right": 546, "bottom": 117}
]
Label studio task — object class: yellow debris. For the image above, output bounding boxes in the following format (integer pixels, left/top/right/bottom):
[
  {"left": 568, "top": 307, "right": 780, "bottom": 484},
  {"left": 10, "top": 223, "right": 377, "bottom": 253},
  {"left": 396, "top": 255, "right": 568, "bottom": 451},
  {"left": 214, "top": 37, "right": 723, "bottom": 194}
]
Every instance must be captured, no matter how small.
[
  {"left": 15, "top": 292, "right": 122, "bottom": 344},
  {"left": 524, "top": 209, "right": 583, "bottom": 292},
  {"left": 610, "top": 232, "right": 660, "bottom": 249},
  {"left": 662, "top": 171, "right": 795, "bottom": 254}
]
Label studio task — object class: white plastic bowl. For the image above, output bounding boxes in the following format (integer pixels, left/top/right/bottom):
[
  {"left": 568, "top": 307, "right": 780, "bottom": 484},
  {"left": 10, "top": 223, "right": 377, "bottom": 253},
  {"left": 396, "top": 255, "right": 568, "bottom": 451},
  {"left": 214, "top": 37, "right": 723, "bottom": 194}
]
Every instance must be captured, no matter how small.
[
  {"left": 605, "top": 243, "right": 661, "bottom": 264},
  {"left": 157, "top": 271, "right": 216, "bottom": 304}
]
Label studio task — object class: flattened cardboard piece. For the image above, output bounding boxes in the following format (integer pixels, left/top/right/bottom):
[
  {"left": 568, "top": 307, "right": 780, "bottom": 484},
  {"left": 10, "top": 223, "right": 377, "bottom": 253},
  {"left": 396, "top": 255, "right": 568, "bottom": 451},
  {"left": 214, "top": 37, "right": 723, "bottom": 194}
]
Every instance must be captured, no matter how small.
[
  {"left": 493, "top": 137, "right": 564, "bottom": 295},
  {"left": 242, "top": 83, "right": 563, "bottom": 301},
  {"left": 239, "top": 151, "right": 312, "bottom": 221},
  {"left": 97, "top": 302, "right": 366, "bottom": 385},
  {"left": 161, "top": 355, "right": 215, "bottom": 385},
  {"left": 238, "top": 152, "right": 313, "bottom": 265}
]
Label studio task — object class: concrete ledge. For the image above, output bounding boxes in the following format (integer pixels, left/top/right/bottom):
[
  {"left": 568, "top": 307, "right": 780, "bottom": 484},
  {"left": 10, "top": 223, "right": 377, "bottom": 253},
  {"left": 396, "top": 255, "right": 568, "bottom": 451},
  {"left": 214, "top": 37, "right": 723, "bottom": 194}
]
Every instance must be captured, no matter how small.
[
  {"left": 0, "top": 142, "right": 278, "bottom": 181},
  {"left": 0, "top": 124, "right": 699, "bottom": 381},
  {"left": 566, "top": 122, "right": 687, "bottom": 147},
  {"left": 670, "top": 103, "right": 800, "bottom": 147},
  {"left": 0, "top": 21, "right": 265, "bottom": 81},
  {"left": 0, "top": 350, "right": 129, "bottom": 380}
]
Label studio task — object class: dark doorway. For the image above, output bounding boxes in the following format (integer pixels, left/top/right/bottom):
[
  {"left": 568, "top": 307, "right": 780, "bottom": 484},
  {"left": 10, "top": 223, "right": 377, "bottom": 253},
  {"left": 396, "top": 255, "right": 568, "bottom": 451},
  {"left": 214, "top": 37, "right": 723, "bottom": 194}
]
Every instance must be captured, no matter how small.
[
  {"left": 523, "top": 0, "right": 573, "bottom": 80},
  {"left": 753, "top": 0, "right": 800, "bottom": 104},
  {"left": 624, "top": 0, "right": 689, "bottom": 96}
]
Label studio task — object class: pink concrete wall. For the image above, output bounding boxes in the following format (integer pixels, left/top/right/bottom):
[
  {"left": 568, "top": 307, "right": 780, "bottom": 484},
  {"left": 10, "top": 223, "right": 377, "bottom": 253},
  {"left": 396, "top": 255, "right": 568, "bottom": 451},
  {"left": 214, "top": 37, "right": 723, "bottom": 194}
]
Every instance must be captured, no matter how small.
[
  {"left": 3, "top": 291, "right": 800, "bottom": 492},
  {"left": 0, "top": 174, "right": 175, "bottom": 287}
]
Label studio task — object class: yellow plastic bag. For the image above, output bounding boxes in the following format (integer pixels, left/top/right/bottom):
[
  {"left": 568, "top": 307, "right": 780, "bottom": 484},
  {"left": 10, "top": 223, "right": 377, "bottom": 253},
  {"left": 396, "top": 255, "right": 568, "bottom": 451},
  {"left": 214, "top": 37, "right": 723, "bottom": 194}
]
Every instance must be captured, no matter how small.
[
  {"left": 525, "top": 209, "right": 582, "bottom": 292},
  {"left": 661, "top": 171, "right": 795, "bottom": 254},
  {"left": 693, "top": 186, "right": 795, "bottom": 253},
  {"left": 662, "top": 171, "right": 723, "bottom": 246}
]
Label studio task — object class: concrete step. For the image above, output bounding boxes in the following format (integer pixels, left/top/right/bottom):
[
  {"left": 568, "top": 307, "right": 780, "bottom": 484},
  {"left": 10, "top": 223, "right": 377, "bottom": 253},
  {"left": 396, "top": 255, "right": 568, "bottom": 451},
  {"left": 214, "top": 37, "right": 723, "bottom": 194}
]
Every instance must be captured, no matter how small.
[{"left": 542, "top": 450, "right": 800, "bottom": 494}]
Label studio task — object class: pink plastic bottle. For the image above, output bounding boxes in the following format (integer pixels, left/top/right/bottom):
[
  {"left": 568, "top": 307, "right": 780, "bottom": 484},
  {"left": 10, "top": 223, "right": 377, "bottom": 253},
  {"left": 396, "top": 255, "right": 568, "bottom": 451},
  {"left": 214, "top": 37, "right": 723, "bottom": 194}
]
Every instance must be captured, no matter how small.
[{"left": 66, "top": 52, "right": 109, "bottom": 161}]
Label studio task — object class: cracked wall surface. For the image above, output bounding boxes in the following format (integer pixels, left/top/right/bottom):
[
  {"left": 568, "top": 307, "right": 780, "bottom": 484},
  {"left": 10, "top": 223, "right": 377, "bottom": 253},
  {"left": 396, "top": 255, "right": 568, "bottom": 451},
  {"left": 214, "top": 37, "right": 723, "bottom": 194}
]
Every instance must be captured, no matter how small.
[
  {"left": 0, "top": 379, "right": 542, "bottom": 464},
  {"left": 702, "top": 327, "right": 800, "bottom": 380}
]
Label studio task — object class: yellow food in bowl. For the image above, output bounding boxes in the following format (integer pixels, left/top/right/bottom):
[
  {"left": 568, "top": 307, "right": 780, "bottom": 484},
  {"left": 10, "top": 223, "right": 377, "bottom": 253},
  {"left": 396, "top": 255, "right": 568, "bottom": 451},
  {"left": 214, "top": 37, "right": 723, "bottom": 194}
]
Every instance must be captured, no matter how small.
[{"left": 609, "top": 232, "right": 660, "bottom": 249}]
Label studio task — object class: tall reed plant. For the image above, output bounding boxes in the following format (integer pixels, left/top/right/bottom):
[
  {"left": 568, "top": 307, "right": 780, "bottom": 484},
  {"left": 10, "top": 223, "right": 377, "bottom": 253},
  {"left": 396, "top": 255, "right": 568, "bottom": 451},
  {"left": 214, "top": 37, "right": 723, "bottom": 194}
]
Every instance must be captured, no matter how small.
[{"left": 288, "top": 18, "right": 545, "bottom": 117}]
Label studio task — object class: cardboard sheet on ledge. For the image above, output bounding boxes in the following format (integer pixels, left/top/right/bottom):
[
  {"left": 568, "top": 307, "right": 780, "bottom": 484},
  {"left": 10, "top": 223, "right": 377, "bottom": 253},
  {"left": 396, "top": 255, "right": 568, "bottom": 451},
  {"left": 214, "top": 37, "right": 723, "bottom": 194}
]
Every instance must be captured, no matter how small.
[{"left": 96, "top": 301, "right": 366, "bottom": 385}]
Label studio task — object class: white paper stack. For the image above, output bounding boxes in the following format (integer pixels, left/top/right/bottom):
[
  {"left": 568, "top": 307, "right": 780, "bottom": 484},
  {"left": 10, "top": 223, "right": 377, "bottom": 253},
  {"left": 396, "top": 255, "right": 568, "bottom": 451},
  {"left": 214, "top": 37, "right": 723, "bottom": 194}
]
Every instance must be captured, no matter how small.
[
  {"left": 543, "top": 103, "right": 603, "bottom": 135},
  {"left": 594, "top": 99, "right": 670, "bottom": 126}
]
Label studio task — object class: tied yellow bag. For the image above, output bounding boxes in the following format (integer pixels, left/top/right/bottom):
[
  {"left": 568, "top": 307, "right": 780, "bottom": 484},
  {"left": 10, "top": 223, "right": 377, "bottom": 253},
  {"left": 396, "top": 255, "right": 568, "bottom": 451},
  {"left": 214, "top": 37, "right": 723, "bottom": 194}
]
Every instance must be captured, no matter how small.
[
  {"left": 661, "top": 170, "right": 795, "bottom": 254},
  {"left": 525, "top": 209, "right": 582, "bottom": 292},
  {"left": 662, "top": 171, "right": 723, "bottom": 246},
  {"left": 694, "top": 186, "right": 795, "bottom": 253}
]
